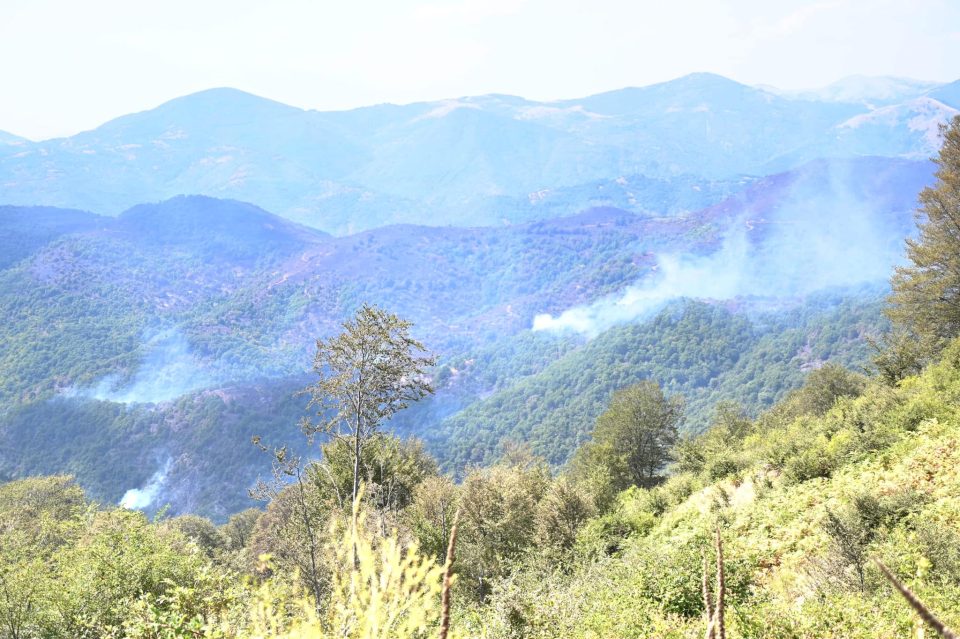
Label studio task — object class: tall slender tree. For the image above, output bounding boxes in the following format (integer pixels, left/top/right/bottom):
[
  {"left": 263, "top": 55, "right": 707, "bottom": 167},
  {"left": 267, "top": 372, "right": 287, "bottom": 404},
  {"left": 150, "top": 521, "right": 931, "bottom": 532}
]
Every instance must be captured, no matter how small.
[{"left": 301, "top": 304, "right": 435, "bottom": 506}]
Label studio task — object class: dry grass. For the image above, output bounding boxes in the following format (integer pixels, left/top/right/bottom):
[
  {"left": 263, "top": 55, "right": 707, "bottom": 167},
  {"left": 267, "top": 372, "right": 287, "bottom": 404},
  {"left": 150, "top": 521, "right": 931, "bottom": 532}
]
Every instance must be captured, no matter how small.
[
  {"left": 703, "top": 527, "right": 726, "bottom": 639},
  {"left": 439, "top": 510, "right": 460, "bottom": 639},
  {"left": 875, "top": 559, "right": 958, "bottom": 639}
]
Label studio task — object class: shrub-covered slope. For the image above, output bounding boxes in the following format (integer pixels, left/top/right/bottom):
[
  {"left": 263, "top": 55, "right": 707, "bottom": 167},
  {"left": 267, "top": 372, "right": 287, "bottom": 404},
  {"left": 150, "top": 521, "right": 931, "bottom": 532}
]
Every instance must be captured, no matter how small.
[
  {"left": 473, "top": 339, "right": 960, "bottom": 638},
  {"left": 2, "top": 337, "right": 958, "bottom": 638}
]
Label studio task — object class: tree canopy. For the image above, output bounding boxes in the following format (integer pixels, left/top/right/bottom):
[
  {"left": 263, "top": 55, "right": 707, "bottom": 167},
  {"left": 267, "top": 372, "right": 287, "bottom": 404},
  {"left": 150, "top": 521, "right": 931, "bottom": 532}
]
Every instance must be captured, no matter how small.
[
  {"left": 889, "top": 115, "right": 960, "bottom": 346},
  {"left": 571, "top": 380, "right": 683, "bottom": 498}
]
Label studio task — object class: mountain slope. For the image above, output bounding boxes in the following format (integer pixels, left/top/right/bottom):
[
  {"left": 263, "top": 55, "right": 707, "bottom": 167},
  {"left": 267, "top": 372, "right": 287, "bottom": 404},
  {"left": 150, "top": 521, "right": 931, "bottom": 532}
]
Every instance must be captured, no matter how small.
[
  {"left": 0, "top": 205, "right": 105, "bottom": 269},
  {"left": 481, "top": 339, "right": 960, "bottom": 637},
  {"left": 831, "top": 98, "right": 959, "bottom": 158},
  {"left": 928, "top": 79, "right": 960, "bottom": 108},
  {"left": 788, "top": 75, "right": 943, "bottom": 105},
  {"left": 115, "top": 195, "right": 326, "bottom": 265},
  {"left": 0, "top": 131, "right": 25, "bottom": 145},
  {"left": 0, "top": 197, "right": 713, "bottom": 407}
]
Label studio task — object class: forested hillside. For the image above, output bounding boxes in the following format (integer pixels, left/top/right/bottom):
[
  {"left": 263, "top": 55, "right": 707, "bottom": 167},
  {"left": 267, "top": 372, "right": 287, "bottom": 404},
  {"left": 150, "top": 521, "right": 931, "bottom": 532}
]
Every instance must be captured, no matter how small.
[
  {"left": 0, "top": 151, "right": 928, "bottom": 516},
  {"left": 1, "top": 239, "right": 959, "bottom": 637},
  {"left": 431, "top": 294, "right": 884, "bottom": 471}
]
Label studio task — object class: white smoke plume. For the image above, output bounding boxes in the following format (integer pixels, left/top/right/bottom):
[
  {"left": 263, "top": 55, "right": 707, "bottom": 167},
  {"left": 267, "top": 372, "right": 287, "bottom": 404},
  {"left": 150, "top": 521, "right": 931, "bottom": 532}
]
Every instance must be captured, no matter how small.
[
  {"left": 533, "top": 236, "right": 747, "bottom": 337},
  {"left": 119, "top": 459, "right": 172, "bottom": 510},
  {"left": 90, "top": 328, "right": 215, "bottom": 404},
  {"left": 534, "top": 161, "right": 916, "bottom": 337}
]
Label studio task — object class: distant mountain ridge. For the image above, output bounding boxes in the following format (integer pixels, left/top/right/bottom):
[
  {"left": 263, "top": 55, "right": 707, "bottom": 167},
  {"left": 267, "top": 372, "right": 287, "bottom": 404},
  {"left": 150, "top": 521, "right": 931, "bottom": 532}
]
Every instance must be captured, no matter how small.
[
  {"left": 776, "top": 75, "right": 944, "bottom": 106},
  {"left": 0, "top": 131, "right": 25, "bottom": 145},
  {"left": 0, "top": 73, "right": 955, "bottom": 234}
]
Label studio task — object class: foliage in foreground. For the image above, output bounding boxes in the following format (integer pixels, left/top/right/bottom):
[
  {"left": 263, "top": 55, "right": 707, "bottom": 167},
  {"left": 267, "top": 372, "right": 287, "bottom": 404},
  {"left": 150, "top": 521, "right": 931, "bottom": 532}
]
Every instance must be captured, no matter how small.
[
  {"left": 2, "top": 337, "right": 960, "bottom": 637},
  {"left": 0, "top": 478, "right": 462, "bottom": 639}
]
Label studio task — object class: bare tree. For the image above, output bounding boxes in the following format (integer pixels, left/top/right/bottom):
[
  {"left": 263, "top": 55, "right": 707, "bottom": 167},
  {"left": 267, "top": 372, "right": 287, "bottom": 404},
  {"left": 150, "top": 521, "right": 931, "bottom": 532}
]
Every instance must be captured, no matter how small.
[
  {"left": 249, "top": 441, "right": 326, "bottom": 607},
  {"left": 703, "top": 527, "right": 726, "bottom": 639}
]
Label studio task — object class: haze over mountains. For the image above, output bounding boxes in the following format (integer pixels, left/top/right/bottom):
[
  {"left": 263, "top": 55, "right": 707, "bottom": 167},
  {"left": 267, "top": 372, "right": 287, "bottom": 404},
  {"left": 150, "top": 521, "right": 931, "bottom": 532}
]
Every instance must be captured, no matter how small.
[
  {"left": 1, "top": 73, "right": 956, "bottom": 234},
  {"left": 0, "top": 72, "right": 956, "bottom": 517}
]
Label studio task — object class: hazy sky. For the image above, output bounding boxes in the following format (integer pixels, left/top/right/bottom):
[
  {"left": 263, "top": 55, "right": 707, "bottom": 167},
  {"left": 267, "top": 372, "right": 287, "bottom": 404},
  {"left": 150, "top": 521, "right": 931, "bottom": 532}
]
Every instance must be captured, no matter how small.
[{"left": 2, "top": 0, "right": 958, "bottom": 140}]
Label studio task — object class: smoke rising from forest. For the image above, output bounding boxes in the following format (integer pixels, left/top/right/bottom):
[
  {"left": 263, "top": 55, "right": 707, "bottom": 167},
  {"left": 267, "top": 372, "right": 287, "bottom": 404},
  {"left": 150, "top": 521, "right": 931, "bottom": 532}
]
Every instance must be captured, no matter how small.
[
  {"left": 534, "top": 162, "right": 917, "bottom": 336},
  {"left": 89, "top": 328, "right": 216, "bottom": 404},
  {"left": 119, "top": 458, "right": 172, "bottom": 510}
]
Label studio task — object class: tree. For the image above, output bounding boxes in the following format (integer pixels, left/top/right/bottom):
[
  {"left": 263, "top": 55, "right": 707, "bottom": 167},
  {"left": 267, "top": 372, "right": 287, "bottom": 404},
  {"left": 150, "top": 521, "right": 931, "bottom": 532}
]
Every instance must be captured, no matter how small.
[
  {"left": 673, "top": 401, "right": 751, "bottom": 479},
  {"left": 318, "top": 433, "right": 438, "bottom": 535},
  {"left": 0, "top": 476, "right": 88, "bottom": 639},
  {"left": 163, "top": 514, "right": 225, "bottom": 558},
  {"left": 888, "top": 115, "right": 960, "bottom": 346},
  {"left": 574, "top": 380, "right": 683, "bottom": 492},
  {"left": 790, "top": 363, "right": 866, "bottom": 417},
  {"left": 302, "top": 304, "right": 436, "bottom": 506},
  {"left": 457, "top": 455, "right": 550, "bottom": 600},
  {"left": 867, "top": 330, "right": 926, "bottom": 385},
  {"left": 248, "top": 468, "right": 333, "bottom": 604},
  {"left": 220, "top": 508, "right": 262, "bottom": 552},
  {"left": 407, "top": 475, "right": 460, "bottom": 562},
  {"left": 49, "top": 508, "right": 209, "bottom": 636},
  {"left": 535, "top": 477, "right": 596, "bottom": 553},
  {"left": 250, "top": 441, "right": 329, "bottom": 604}
]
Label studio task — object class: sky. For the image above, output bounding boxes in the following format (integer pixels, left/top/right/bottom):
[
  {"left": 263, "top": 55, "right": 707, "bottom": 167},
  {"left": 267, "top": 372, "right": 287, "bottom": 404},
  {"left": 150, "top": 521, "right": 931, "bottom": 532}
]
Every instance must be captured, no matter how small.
[{"left": 2, "top": 0, "right": 958, "bottom": 140}]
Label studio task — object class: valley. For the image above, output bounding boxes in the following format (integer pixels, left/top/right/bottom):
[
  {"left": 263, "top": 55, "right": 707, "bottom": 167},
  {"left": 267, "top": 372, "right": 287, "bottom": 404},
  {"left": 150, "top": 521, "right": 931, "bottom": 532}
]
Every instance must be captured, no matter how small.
[{"left": 0, "top": 144, "right": 935, "bottom": 516}]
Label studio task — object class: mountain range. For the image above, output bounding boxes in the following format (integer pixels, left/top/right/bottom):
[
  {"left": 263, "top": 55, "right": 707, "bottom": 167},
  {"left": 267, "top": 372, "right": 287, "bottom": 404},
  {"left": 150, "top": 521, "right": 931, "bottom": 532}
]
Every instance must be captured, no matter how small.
[
  {"left": 0, "top": 153, "right": 933, "bottom": 517},
  {"left": 1, "top": 73, "right": 956, "bottom": 234}
]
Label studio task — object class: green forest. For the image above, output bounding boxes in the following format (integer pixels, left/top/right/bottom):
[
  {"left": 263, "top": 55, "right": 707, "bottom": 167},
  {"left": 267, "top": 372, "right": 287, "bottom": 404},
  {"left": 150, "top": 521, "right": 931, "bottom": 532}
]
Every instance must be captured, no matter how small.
[{"left": 0, "top": 116, "right": 959, "bottom": 638}]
